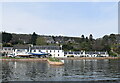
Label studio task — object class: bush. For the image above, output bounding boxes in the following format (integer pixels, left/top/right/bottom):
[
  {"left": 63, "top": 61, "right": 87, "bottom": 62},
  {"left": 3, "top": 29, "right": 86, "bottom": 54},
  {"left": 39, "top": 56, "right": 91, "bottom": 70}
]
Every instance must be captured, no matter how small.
[{"left": 109, "top": 51, "right": 117, "bottom": 57}]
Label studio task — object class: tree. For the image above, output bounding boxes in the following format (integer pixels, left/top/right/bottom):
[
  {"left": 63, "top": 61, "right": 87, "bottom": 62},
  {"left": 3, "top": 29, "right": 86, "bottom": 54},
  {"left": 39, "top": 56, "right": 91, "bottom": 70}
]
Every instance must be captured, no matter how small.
[
  {"left": 109, "top": 34, "right": 116, "bottom": 44},
  {"left": 89, "top": 34, "right": 93, "bottom": 41},
  {"left": 80, "top": 42, "right": 91, "bottom": 51},
  {"left": 36, "top": 37, "right": 47, "bottom": 45},
  {"left": 102, "top": 44, "right": 111, "bottom": 52},
  {"left": 31, "top": 32, "right": 37, "bottom": 45},
  {"left": 62, "top": 44, "right": 73, "bottom": 51},
  {"left": 85, "top": 37, "right": 89, "bottom": 42},
  {"left": 103, "top": 35, "right": 109, "bottom": 41},
  {"left": 11, "top": 40, "right": 24, "bottom": 45},
  {"left": 81, "top": 35, "right": 85, "bottom": 42},
  {"left": 2, "top": 32, "right": 12, "bottom": 43}
]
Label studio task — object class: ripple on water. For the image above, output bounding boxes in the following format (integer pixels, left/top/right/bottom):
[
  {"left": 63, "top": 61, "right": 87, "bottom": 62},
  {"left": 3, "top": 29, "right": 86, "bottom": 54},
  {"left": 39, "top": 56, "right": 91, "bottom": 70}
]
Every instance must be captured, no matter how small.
[{"left": 1, "top": 60, "right": 120, "bottom": 81}]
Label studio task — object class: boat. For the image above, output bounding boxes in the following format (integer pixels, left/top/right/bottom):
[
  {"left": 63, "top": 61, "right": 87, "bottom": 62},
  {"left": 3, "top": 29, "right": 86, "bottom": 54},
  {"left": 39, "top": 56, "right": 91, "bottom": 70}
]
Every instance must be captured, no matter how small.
[{"left": 30, "top": 52, "right": 48, "bottom": 56}]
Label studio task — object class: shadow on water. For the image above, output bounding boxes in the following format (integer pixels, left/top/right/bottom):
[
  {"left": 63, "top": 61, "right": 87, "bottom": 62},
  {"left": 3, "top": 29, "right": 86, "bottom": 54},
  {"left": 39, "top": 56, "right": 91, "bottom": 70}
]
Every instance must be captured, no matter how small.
[{"left": 1, "top": 59, "right": 120, "bottom": 82}]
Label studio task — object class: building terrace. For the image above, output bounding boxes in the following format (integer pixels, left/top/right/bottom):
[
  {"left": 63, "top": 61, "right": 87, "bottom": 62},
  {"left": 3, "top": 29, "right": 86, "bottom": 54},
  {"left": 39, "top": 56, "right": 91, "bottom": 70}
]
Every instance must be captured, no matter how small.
[{"left": 1, "top": 45, "right": 109, "bottom": 58}]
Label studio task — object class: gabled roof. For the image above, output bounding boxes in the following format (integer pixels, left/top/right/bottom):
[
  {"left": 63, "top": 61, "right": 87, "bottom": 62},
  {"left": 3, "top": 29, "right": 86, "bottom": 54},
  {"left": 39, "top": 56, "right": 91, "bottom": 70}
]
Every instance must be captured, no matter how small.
[
  {"left": 13, "top": 45, "right": 30, "bottom": 49},
  {"left": 64, "top": 51, "right": 82, "bottom": 54},
  {"left": 32, "top": 45, "right": 61, "bottom": 50},
  {"left": 2, "top": 47, "right": 13, "bottom": 48},
  {"left": 85, "top": 51, "right": 106, "bottom": 54}
]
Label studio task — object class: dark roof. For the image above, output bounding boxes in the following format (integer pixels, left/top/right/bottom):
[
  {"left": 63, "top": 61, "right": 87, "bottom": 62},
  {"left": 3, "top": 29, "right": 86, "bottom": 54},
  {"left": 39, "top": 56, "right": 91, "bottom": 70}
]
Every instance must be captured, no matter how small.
[
  {"left": 32, "top": 45, "right": 61, "bottom": 50},
  {"left": 85, "top": 52, "right": 98, "bottom": 54},
  {"left": 65, "top": 51, "right": 81, "bottom": 54},
  {"left": 99, "top": 52, "right": 106, "bottom": 54},
  {"left": 2, "top": 47, "right": 13, "bottom": 50},
  {"left": 85, "top": 52, "right": 106, "bottom": 54},
  {"left": 3, "top": 47, "right": 13, "bottom": 48},
  {"left": 65, "top": 51, "right": 107, "bottom": 55},
  {"left": 13, "top": 45, "right": 29, "bottom": 49}
]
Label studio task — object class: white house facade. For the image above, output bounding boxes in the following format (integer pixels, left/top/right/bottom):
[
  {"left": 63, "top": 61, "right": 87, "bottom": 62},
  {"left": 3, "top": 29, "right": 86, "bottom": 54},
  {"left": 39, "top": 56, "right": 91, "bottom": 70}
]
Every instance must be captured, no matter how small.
[
  {"left": 13, "top": 49, "right": 29, "bottom": 56},
  {"left": 64, "top": 51, "right": 109, "bottom": 57},
  {"left": 1, "top": 47, "right": 13, "bottom": 55},
  {"left": 31, "top": 46, "right": 65, "bottom": 58},
  {"left": 12, "top": 45, "right": 30, "bottom": 57}
]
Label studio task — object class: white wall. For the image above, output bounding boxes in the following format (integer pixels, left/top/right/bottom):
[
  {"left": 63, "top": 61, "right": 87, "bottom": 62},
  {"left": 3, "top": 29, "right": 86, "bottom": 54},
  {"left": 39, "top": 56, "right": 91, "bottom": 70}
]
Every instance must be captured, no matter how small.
[
  {"left": 31, "top": 49, "right": 65, "bottom": 58},
  {"left": 13, "top": 49, "right": 28, "bottom": 56},
  {"left": 2, "top": 47, "right": 13, "bottom": 54},
  {"left": 65, "top": 51, "right": 109, "bottom": 57}
]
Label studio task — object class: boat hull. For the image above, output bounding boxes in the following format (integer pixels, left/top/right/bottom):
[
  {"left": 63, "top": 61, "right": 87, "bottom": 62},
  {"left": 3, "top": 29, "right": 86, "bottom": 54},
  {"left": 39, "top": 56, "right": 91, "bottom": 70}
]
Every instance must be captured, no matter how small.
[{"left": 30, "top": 53, "right": 48, "bottom": 56}]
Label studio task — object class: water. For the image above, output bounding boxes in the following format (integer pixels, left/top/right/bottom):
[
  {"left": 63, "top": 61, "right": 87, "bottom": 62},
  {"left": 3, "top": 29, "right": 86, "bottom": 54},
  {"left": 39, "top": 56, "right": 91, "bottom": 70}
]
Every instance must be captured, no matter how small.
[{"left": 1, "top": 59, "right": 120, "bottom": 82}]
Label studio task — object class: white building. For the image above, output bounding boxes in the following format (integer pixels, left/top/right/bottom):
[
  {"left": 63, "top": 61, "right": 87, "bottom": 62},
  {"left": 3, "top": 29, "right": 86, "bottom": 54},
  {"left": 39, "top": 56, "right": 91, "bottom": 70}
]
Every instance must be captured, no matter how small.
[
  {"left": 64, "top": 51, "right": 109, "bottom": 57},
  {"left": 31, "top": 45, "right": 65, "bottom": 58},
  {"left": 13, "top": 45, "right": 30, "bottom": 57},
  {"left": 2, "top": 45, "right": 64, "bottom": 58},
  {"left": 1, "top": 47, "right": 13, "bottom": 55}
]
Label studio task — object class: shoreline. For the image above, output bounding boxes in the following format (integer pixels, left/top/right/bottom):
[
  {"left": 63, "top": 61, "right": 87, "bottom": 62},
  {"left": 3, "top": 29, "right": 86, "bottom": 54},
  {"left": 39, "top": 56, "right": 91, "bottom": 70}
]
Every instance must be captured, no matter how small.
[
  {"left": 58, "top": 57, "right": 120, "bottom": 60},
  {"left": 1, "top": 58, "right": 48, "bottom": 61},
  {"left": 0, "top": 57, "right": 120, "bottom": 61},
  {"left": 1, "top": 58, "right": 64, "bottom": 66}
]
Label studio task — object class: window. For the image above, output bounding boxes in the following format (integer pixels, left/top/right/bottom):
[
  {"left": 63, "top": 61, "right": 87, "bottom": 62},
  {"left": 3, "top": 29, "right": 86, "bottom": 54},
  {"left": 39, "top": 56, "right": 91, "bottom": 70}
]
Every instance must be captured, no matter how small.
[
  {"left": 81, "top": 52, "right": 83, "bottom": 54},
  {"left": 50, "top": 50, "right": 51, "bottom": 52},
  {"left": 58, "top": 54, "right": 59, "bottom": 56},
  {"left": 4, "top": 48, "right": 7, "bottom": 50},
  {"left": 17, "top": 49, "right": 20, "bottom": 51},
  {"left": 8, "top": 48, "right": 11, "bottom": 50},
  {"left": 58, "top": 50, "right": 59, "bottom": 52},
  {"left": 39, "top": 50, "right": 41, "bottom": 52},
  {"left": 34, "top": 50, "right": 36, "bottom": 52}
]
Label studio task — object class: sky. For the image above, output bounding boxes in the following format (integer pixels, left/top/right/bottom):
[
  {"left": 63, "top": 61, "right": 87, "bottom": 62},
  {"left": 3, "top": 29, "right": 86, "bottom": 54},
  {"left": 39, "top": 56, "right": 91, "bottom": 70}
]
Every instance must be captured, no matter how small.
[{"left": 1, "top": 2, "right": 118, "bottom": 38}]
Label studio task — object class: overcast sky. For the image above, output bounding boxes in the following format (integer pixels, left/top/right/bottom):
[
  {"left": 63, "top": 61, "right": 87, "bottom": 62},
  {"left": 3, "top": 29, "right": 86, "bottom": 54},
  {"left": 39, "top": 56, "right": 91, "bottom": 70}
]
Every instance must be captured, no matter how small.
[{"left": 1, "top": 2, "right": 118, "bottom": 38}]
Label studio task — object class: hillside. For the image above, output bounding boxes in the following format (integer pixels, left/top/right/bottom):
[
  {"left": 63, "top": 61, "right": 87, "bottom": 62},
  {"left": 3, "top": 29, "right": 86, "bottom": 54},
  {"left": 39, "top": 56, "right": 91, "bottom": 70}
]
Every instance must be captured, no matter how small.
[{"left": 2, "top": 32, "right": 120, "bottom": 55}]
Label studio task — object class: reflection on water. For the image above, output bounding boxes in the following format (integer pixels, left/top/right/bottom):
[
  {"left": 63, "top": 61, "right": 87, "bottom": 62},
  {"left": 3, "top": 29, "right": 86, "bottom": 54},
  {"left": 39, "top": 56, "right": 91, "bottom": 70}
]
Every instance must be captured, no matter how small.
[{"left": 1, "top": 59, "right": 120, "bottom": 81}]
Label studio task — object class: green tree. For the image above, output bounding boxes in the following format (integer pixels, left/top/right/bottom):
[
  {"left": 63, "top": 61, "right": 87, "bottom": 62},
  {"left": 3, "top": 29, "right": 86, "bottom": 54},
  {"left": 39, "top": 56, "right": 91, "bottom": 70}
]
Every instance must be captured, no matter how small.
[
  {"left": 103, "top": 35, "right": 109, "bottom": 41},
  {"left": 31, "top": 32, "right": 37, "bottom": 45},
  {"left": 85, "top": 37, "right": 89, "bottom": 42},
  {"left": 62, "top": 44, "right": 73, "bottom": 51},
  {"left": 36, "top": 37, "right": 47, "bottom": 45},
  {"left": 11, "top": 40, "right": 24, "bottom": 45},
  {"left": 2, "top": 32, "right": 12, "bottom": 43},
  {"left": 109, "top": 34, "right": 116, "bottom": 44},
  {"left": 102, "top": 44, "right": 111, "bottom": 52},
  {"left": 89, "top": 34, "right": 93, "bottom": 41},
  {"left": 80, "top": 42, "right": 91, "bottom": 51},
  {"left": 81, "top": 35, "right": 85, "bottom": 42},
  {"left": 102, "top": 35, "right": 109, "bottom": 46}
]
